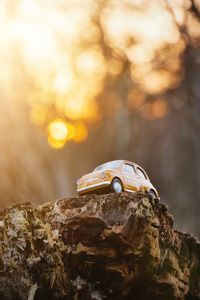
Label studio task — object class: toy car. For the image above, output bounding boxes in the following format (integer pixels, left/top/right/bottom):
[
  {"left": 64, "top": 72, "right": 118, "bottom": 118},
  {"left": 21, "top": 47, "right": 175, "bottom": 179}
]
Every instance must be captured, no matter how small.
[{"left": 77, "top": 160, "right": 158, "bottom": 199}]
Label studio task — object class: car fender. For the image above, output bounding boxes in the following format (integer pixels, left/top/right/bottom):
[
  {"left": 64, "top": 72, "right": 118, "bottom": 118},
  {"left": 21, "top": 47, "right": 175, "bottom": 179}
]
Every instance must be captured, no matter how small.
[{"left": 105, "top": 171, "right": 123, "bottom": 185}]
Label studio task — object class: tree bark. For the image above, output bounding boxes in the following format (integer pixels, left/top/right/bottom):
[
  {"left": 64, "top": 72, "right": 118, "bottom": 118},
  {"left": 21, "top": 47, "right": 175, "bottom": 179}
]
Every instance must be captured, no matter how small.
[{"left": 0, "top": 192, "right": 199, "bottom": 300}]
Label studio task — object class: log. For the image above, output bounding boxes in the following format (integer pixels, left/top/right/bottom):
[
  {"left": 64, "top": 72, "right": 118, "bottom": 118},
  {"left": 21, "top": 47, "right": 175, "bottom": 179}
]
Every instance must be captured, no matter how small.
[{"left": 0, "top": 192, "right": 199, "bottom": 300}]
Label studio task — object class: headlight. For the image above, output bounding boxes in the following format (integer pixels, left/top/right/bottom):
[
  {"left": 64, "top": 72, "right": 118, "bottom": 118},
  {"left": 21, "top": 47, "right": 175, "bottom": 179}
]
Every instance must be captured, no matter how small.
[{"left": 101, "top": 172, "right": 106, "bottom": 179}]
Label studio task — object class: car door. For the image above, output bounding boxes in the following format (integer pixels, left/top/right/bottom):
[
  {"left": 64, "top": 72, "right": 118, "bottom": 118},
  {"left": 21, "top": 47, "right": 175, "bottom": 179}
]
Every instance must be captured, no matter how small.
[
  {"left": 135, "top": 167, "right": 150, "bottom": 192},
  {"left": 121, "top": 163, "right": 139, "bottom": 192}
]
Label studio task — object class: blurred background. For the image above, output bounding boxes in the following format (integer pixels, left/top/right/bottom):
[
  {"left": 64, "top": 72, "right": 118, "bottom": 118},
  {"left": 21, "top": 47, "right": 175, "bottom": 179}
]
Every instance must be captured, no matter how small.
[{"left": 0, "top": 0, "right": 200, "bottom": 236}]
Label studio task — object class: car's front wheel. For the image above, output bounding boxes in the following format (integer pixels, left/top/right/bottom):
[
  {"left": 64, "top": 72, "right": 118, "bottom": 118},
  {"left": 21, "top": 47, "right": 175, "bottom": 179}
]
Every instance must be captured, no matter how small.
[{"left": 111, "top": 178, "right": 123, "bottom": 193}]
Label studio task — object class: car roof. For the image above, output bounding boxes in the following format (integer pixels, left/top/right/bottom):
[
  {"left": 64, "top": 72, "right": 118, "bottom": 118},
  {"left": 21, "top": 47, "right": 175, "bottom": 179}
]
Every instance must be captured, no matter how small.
[
  {"left": 97, "top": 160, "right": 142, "bottom": 170},
  {"left": 95, "top": 160, "right": 149, "bottom": 179}
]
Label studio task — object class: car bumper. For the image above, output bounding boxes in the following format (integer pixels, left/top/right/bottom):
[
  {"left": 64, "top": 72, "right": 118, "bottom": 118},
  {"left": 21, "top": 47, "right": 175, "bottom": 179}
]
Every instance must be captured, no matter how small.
[{"left": 77, "top": 181, "right": 110, "bottom": 194}]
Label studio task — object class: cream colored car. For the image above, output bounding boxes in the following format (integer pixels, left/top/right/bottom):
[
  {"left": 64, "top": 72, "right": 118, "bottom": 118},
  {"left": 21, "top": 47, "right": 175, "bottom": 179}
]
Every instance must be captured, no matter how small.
[{"left": 77, "top": 160, "right": 158, "bottom": 199}]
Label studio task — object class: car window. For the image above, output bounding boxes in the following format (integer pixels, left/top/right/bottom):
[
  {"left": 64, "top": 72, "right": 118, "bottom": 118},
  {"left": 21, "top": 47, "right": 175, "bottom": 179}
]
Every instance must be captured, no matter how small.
[
  {"left": 122, "top": 164, "right": 135, "bottom": 175},
  {"left": 95, "top": 161, "right": 120, "bottom": 171},
  {"left": 137, "top": 167, "right": 147, "bottom": 179}
]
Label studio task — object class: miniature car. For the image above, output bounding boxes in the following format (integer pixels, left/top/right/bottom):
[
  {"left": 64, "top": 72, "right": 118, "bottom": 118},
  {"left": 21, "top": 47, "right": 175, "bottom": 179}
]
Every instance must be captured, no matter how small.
[{"left": 77, "top": 160, "right": 158, "bottom": 199}]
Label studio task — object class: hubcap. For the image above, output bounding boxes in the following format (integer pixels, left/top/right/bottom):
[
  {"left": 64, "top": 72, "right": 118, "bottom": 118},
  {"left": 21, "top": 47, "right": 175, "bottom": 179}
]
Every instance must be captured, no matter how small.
[{"left": 113, "top": 180, "right": 122, "bottom": 193}]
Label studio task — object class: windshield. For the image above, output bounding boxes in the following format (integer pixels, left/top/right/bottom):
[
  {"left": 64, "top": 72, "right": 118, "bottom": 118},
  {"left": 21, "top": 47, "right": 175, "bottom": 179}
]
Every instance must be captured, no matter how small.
[{"left": 94, "top": 161, "right": 120, "bottom": 171}]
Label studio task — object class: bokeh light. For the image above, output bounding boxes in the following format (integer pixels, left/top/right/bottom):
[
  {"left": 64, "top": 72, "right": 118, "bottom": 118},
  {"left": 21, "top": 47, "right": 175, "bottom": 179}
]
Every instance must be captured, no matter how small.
[
  {"left": 0, "top": 0, "right": 193, "bottom": 148},
  {"left": 47, "top": 119, "right": 75, "bottom": 149},
  {"left": 73, "top": 122, "right": 88, "bottom": 143},
  {"left": 141, "top": 99, "right": 168, "bottom": 120}
]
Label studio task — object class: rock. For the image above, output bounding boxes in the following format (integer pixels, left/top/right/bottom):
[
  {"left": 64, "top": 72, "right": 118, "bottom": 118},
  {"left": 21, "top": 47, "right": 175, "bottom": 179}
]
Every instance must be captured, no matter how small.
[{"left": 0, "top": 192, "right": 199, "bottom": 299}]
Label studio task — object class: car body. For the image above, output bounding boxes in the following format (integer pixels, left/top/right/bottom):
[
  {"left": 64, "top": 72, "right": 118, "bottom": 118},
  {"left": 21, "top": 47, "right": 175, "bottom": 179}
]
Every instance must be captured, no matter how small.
[{"left": 77, "top": 160, "right": 158, "bottom": 198}]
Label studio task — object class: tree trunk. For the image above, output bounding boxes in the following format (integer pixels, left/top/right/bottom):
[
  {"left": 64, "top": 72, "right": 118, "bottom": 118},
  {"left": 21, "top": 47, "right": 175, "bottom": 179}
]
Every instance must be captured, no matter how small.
[{"left": 0, "top": 192, "right": 199, "bottom": 300}]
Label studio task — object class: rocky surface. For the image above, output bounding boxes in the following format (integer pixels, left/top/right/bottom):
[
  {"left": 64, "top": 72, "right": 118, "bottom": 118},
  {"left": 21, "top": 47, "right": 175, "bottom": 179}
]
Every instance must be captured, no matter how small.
[{"left": 0, "top": 192, "right": 199, "bottom": 300}]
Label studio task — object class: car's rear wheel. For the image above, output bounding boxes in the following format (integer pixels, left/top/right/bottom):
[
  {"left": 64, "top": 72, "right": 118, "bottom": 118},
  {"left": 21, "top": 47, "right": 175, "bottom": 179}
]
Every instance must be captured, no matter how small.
[
  {"left": 111, "top": 178, "right": 123, "bottom": 193},
  {"left": 149, "top": 190, "right": 157, "bottom": 200}
]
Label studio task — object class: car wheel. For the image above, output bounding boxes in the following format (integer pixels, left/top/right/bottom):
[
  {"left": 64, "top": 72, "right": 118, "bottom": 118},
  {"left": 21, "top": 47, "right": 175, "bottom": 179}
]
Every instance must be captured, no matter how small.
[
  {"left": 149, "top": 190, "right": 157, "bottom": 200},
  {"left": 111, "top": 178, "right": 123, "bottom": 193}
]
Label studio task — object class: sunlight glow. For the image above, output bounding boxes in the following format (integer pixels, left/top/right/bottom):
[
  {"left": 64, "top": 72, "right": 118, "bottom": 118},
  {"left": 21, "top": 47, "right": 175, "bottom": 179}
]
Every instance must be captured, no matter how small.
[
  {"left": 0, "top": 0, "right": 189, "bottom": 148},
  {"left": 64, "top": 97, "right": 99, "bottom": 122},
  {"left": 48, "top": 119, "right": 69, "bottom": 141}
]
